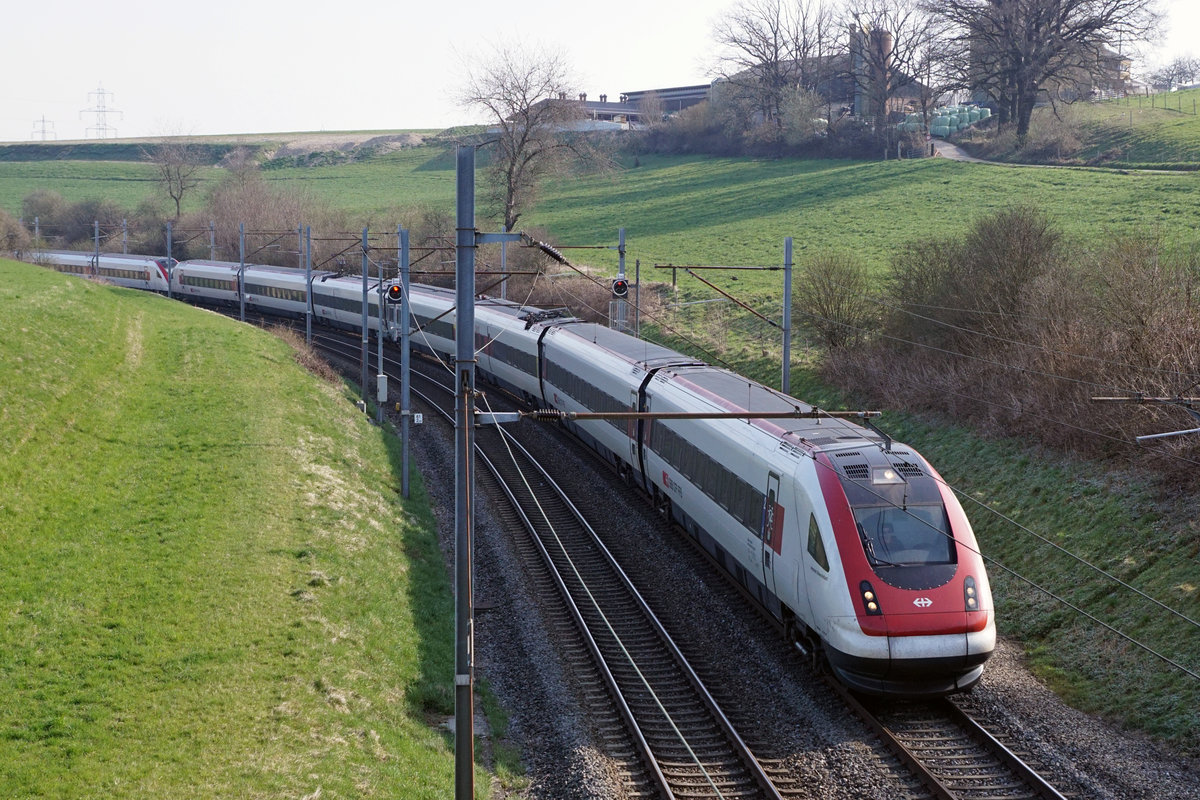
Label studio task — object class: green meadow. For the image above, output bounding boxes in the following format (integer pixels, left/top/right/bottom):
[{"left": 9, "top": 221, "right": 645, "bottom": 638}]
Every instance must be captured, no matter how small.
[
  {"left": 2, "top": 148, "right": 1196, "bottom": 287},
  {"left": 0, "top": 261, "right": 467, "bottom": 798}
]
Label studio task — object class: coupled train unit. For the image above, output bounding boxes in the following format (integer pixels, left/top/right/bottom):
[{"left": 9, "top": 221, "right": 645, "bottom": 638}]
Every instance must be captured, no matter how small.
[{"left": 33, "top": 249, "right": 996, "bottom": 696}]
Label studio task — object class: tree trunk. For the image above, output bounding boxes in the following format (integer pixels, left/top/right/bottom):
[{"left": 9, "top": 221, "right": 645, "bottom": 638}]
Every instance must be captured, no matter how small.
[{"left": 1014, "top": 89, "right": 1036, "bottom": 146}]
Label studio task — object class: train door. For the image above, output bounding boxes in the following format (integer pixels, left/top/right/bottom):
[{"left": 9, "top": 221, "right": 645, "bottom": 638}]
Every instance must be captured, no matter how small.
[
  {"left": 760, "top": 472, "right": 783, "bottom": 600},
  {"left": 628, "top": 389, "right": 639, "bottom": 468}
]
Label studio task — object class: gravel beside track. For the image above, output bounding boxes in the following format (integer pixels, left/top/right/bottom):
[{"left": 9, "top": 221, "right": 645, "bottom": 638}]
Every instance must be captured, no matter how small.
[{"left": 396, "top": 389, "right": 1200, "bottom": 800}]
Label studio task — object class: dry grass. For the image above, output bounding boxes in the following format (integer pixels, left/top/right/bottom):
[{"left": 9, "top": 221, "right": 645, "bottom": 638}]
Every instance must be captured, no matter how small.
[{"left": 270, "top": 324, "right": 341, "bottom": 383}]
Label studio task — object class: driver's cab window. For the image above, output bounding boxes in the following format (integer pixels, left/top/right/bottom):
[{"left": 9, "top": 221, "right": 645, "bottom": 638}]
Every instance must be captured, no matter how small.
[{"left": 807, "top": 513, "right": 829, "bottom": 571}]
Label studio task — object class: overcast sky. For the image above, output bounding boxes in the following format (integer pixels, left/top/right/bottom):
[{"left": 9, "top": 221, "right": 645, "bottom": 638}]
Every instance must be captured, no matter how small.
[{"left": 1, "top": 0, "right": 1195, "bottom": 143}]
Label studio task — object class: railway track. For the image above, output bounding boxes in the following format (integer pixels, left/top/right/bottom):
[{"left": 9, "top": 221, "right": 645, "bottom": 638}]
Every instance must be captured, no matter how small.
[
  {"left": 407, "top": 362, "right": 782, "bottom": 799},
  {"left": 827, "top": 678, "right": 1070, "bottom": 800}
]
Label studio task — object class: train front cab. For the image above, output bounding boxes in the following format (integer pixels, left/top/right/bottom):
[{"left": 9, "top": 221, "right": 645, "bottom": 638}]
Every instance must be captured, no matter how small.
[{"left": 812, "top": 447, "right": 995, "bottom": 697}]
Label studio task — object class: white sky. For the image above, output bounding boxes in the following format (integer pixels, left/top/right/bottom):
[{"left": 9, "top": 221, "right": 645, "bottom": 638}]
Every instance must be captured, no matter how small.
[{"left": 1, "top": 0, "right": 1195, "bottom": 143}]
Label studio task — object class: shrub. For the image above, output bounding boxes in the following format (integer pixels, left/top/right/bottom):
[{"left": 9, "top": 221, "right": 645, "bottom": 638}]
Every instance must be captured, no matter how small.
[
  {"left": 0, "top": 208, "right": 31, "bottom": 254},
  {"left": 885, "top": 205, "right": 1063, "bottom": 346},
  {"left": 793, "top": 252, "right": 879, "bottom": 349},
  {"left": 825, "top": 206, "right": 1200, "bottom": 482}
]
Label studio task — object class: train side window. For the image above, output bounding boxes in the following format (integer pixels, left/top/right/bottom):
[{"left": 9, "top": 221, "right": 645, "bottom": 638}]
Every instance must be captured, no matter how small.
[{"left": 807, "top": 514, "right": 829, "bottom": 572}]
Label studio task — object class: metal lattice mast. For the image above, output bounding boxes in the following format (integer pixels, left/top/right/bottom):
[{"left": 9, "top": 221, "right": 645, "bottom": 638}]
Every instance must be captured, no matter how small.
[{"left": 80, "top": 85, "right": 123, "bottom": 139}]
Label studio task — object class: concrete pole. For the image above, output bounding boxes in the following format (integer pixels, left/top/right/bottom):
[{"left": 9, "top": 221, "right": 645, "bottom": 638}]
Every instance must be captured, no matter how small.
[
  {"left": 93, "top": 221, "right": 99, "bottom": 262},
  {"left": 783, "top": 237, "right": 793, "bottom": 395},
  {"left": 305, "top": 226, "right": 313, "bottom": 346},
  {"left": 166, "top": 220, "right": 173, "bottom": 299},
  {"left": 209, "top": 220, "right": 216, "bottom": 260},
  {"left": 635, "top": 258, "right": 641, "bottom": 338},
  {"left": 616, "top": 228, "right": 627, "bottom": 331},
  {"left": 399, "top": 226, "right": 411, "bottom": 499},
  {"left": 453, "top": 144, "right": 477, "bottom": 800},
  {"left": 239, "top": 222, "right": 246, "bottom": 322},
  {"left": 361, "top": 228, "right": 370, "bottom": 409},
  {"left": 618, "top": 227, "right": 626, "bottom": 279},
  {"left": 376, "top": 240, "right": 385, "bottom": 426},
  {"left": 500, "top": 224, "right": 507, "bottom": 301},
  {"left": 122, "top": 219, "right": 128, "bottom": 253}
]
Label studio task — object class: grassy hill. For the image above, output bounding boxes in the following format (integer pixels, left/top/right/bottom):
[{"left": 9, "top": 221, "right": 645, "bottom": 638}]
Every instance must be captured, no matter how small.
[
  {"left": 2, "top": 149, "right": 1197, "bottom": 285},
  {"left": 958, "top": 87, "right": 1200, "bottom": 169},
  {"left": 0, "top": 261, "right": 463, "bottom": 798}
]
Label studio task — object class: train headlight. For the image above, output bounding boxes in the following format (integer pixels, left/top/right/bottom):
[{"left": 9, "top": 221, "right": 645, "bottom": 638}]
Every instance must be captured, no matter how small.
[
  {"left": 859, "top": 581, "right": 882, "bottom": 615},
  {"left": 872, "top": 467, "right": 904, "bottom": 485},
  {"left": 965, "top": 576, "right": 979, "bottom": 611}
]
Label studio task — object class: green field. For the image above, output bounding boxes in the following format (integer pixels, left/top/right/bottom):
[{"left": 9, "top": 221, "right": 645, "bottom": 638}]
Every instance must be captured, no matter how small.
[
  {"left": 3, "top": 148, "right": 1197, "bottom": 288},
  {"left": 0, "top": 261, "right": 466, "bottom": 798},
  {"left": 527, "top": 154, "right": 1200, "bottom": 277}
]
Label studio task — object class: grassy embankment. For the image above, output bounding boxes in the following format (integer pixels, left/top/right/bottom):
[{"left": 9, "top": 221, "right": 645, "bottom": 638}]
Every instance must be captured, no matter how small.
[
  {"left": 959, "top": 86, "right": 1200, "bottom": 169},
  {"left": 3, "top": 146, "right": 1199, "bottom": 753},
  {"left": 0, "top": 260, "right": 482, "bottom": 798}
]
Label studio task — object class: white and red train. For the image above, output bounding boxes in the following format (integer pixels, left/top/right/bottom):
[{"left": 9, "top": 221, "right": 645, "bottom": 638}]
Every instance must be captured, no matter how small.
[{"left": 32, "top": 249, "right": 995, "bottom": 696}]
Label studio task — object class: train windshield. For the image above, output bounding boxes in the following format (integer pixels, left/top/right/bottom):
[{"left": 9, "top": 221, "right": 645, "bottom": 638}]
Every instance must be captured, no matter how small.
[{"left": 854, "top": 505, "right": 955, "bottom": 567}]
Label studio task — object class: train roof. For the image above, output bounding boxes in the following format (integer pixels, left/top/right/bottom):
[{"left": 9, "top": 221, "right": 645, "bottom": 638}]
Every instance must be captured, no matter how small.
[
  {"left": 666, "top": 364, "right": 880, "bottom": 451},
  {"left": 38, "top": 250, "right": 167, "bottom": 263},
  {"left": 411, "top": 283, "right": 579, "bottom": 324},
  {"left": 556, "top": 321, "right": 698, "bottom": 369},
  {"left": 179, "top": 260, "right": 328, "bottom": 276}
]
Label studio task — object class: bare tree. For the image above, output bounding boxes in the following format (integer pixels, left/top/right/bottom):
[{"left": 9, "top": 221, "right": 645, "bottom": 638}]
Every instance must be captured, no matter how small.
[
  {"left": 843, "top": 0, "right": 949, "bottom": 122},
  {"left": 930, "top": 0, "right": 1161, "bottom": 143},
  {"left": 713, "top": 0, "right": 842, "bottom": 145},
  {"left": 1149, "top": 54, "right": 1200, "bottom": 90},
  {"left": 144, "top": 140, "right": 202, "bottom": 220},
  {"left": 461, "top": 45, "right": 595, "bottom": 231},
  {"left": 636, "top": 90, "right": 666, "bottom": 128}
]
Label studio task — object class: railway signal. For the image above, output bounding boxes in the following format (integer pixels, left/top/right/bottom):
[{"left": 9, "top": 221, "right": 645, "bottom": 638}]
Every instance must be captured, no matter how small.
[
  {"left": 386, "top": 283, "right": 403, "bottom": 303},
  {"left": 611, "top": 277, "right": 629, "bottom": 298}
]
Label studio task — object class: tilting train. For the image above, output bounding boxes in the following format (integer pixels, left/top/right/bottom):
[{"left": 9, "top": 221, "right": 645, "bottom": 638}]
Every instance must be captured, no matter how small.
[{"left": 32, "top": 249, "right": 996, "bottom": 696}]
